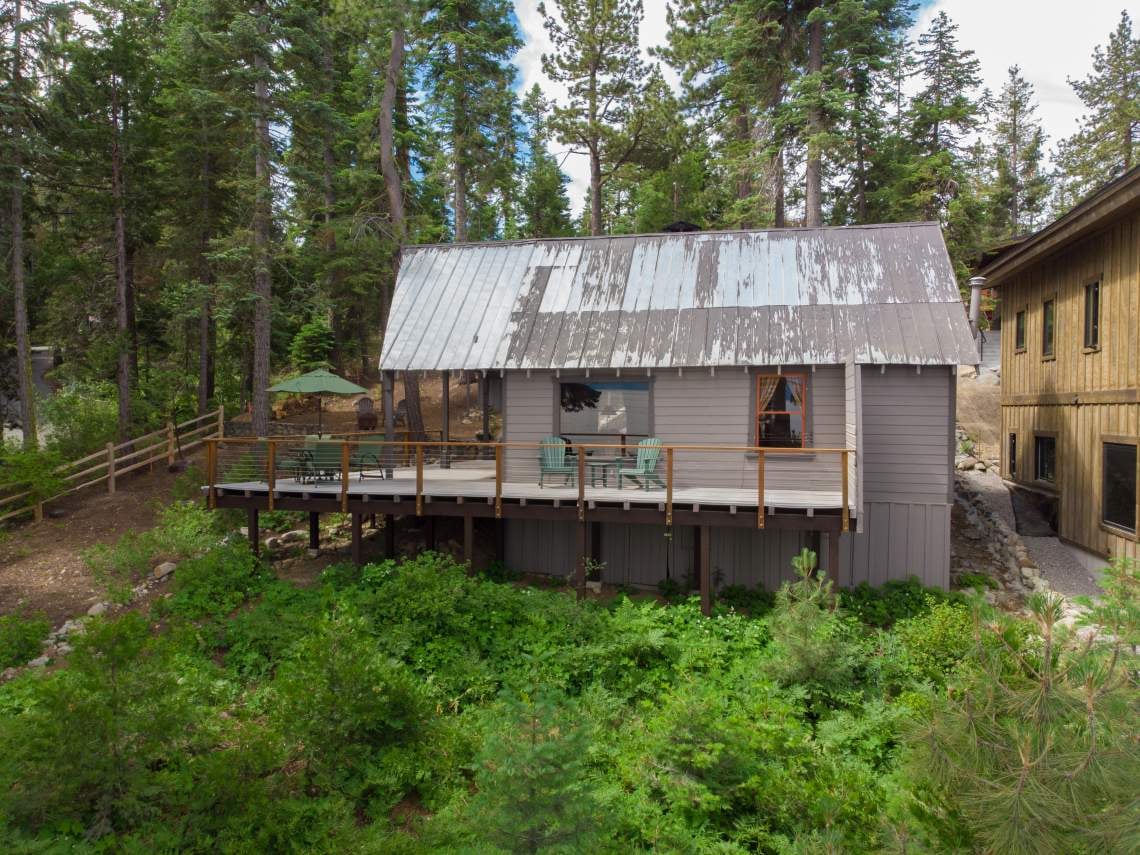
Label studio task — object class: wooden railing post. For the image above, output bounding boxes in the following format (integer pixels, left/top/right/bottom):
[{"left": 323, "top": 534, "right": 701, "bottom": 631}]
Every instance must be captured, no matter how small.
[
  {"left": 340, "top": 441, "right": 350, "bottom": 513},
  {"left": 207, "top": 440, "right": 217, "bottom": 508},
  {"left": 577, "top": 445, "right": 585, "bottom": 521},
  {"left": 216, "top": 404, "right": 225, "bottom": 438},
  {"left": 494, "top": 444, "right": 503, "bottom": 518},
  {"left": 267, "top": 440, "right": 276, "bottom": 511},
  {"left": 106, "top": 442, "right": 116, "bottom": 494},
  {"left": 665, "top": 446, "right": 674, "bottom": 527},
  {"left": 841, "top": 450, "right": 849, "bottom": 532},
  {"left": 415, "top": 444, "right": 424, "bottom": 516},
  {"left": 757, "top": 449, "right": 765, "bottom": 528},
  {"left": 166, "top": 421, "right": 176, "bottom": 466}
]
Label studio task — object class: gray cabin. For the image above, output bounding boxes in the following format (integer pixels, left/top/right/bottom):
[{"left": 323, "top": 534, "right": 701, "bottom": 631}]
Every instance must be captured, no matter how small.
[{"left": 376, "top": 224, "right": 977, "bottom": 595}]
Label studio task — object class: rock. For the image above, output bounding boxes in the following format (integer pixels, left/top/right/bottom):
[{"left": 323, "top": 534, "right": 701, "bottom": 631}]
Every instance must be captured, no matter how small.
[
  {"left": 956, "top": 457, "right": 978, "bottom": 471},
  {"left": 1018, "top": 556, "right": 1035, "bottom": 569},
  {"left": 153, "top": 561, "right": 177, "bottom": 581},
  {"left": 974, "top": 461, "right": 987, "bottom": 472},
  {"left": 46, "top": 508, "right": 67, "bottom": 519},
  {"left": 306, "top": 548, "right": 320, "bottom": 558},
  {"left": 265, "top": 537, "right": 282, "bottom": 551},
  {"left": 280, "top": 529, "right": 308, "bottom": 544},
  {"left": 27, "top": 655, "right": 50, "bottom": 668},
  {"left": 1, "top": 667, "right": 18, "bottom": 681},
  {"left": 87, "top": 602, "right": 109, "bottom": 617},
  {"left": 54, "top": 642, "right": 72, "bottom": 656},
  {"left": 57, "top": 618, "right": 86, "bottom": 638}
]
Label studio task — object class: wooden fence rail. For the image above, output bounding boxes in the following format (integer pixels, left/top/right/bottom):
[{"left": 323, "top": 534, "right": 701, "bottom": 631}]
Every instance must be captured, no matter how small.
[{"left": 0, "top": 406, "right": 225, "bottom": 525}]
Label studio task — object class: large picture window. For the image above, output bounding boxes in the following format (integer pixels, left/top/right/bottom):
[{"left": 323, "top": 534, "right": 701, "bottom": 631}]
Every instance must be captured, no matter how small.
[
  {"left": 1102, "top": 442, "right": 1136, "bottom": 534},
  {"left": 756, "top": 374, "right": 806, "bottom": 448},
  {"left": 559, "top": 380, "right": 649, "bottom": 437}
]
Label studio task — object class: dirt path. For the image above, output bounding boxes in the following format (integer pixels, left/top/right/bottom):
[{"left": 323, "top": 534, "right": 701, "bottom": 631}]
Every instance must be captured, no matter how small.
[{"left": 0, "top": 459, "right": 200, "bottom": 624}]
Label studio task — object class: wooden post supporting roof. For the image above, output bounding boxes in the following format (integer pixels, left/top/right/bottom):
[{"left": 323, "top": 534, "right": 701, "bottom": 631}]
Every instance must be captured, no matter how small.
[
  {"left": 440, "top": 369, "right": 450, "bottom": 469},
  {"left": 382, "top": 370, "right": 396, "bottom": 477}
]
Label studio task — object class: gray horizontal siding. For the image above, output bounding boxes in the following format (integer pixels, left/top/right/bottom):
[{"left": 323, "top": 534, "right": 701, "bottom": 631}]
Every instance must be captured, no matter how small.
[{"left": 860, "top": 366, "right": 953, "bottom": 504}]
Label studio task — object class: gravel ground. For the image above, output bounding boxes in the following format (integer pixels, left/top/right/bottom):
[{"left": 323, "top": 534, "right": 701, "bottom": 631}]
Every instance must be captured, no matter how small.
[{"left": 958, "top": 470, "right": 1103, "bottom": 599}]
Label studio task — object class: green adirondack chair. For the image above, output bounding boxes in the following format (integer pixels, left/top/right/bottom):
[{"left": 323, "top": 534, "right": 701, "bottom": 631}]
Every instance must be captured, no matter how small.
[
  {"left": 618, "top": 438, "right": 665, "bottom": 490},
  {"left": 538, "top": 435, "right": 575, "bottom": 487},
  {"left": 351, "top": 439, "right": 388, "bottom": 479}
]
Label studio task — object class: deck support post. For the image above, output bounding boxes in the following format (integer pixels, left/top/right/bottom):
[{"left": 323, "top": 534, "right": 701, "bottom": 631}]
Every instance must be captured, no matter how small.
[
  {"left": 575, "top": 519, "right": 587, "bottom": 597},
  {"left": 308, "top": 512, "right": 320, "bottom": 552},
  {"left": 463, "top": 512, "right": 474, "bottom": 569},
  {"left": 440, "top": 369, "right": 450, "bottom": 469},
  {"left": 494, "top": 518, "right": 505, "bottom": 564},
  {"left": 382, "top": 370, "right": 396, "bottom": 477},
  {"left": 826, "top": 528, "right": 840, "bottom": 586},
  {"left": 247, "top": 507, "right": 259, "bottom": 557},
  {"left": 384, "top": 513, "right": 396, "bottom": 558},
  {"left": 699, "top": 524, "right": 711, "bottom": 616},
  {"left": 351, "top": 512, "right": 363, "bottom": 566}
]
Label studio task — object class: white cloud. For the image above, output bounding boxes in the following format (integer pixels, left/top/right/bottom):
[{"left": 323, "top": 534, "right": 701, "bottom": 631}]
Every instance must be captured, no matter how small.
[{"left": 514, "top": 0, "right": 1124, "bottom": 216}]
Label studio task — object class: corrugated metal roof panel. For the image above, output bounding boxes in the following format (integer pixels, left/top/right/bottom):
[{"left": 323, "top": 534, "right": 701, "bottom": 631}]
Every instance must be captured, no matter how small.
[{"left": 380, "top": 224, "right": 979, "bottom": 370}]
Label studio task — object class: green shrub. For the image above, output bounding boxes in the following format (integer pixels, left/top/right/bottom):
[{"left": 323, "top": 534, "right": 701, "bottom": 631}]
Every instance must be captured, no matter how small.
[
  {"left": 162, "top": 542, "right": 267, "bottom": 621},
  {"left": 717, "top": 583, "right": 776, "bottom": 616},
  {"left": 259, "top": 509, "right": 307, "bottom": 532},
  {"left": 840, "top": 576, "right": 955, "bottom": 627},
  {"left": 39, "top": 381, "right": 120, "bottom": 460},
  {"left": 956, "top": 570, "right": 998, "bottom": 591},
  {"left": 0, "top": 615, "right": 51, "bottom": 669},
  {"left": 0, "top": 443, "right": 66, "bottom": 506},
  {"left": 84, "top": 500, "right": 223, "bottom": 596},
  {"left": 288, "top": 319, "right": 334, "bottom": 371},
  {"left": 892, "top": 598, "right": 975, "bottom": 684}
]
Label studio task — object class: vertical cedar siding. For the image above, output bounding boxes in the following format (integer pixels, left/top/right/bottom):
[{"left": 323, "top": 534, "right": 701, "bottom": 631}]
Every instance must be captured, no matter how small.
[{"left": 999, "top": 206, "right": 1140, "bottom": 560}]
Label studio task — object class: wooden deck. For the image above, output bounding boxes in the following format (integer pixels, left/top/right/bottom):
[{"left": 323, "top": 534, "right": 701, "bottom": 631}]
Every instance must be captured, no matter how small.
[{"left": 215, "top": 460, "right": 846, "bottom": 513}]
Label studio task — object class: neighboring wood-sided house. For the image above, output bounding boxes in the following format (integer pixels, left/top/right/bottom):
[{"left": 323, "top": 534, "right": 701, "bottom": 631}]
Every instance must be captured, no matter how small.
[
  {"left": 976, "top": 166, "right": 1140, "bottom": 562},
  {"left": 374, "top": 224, "right": 976, "bottom": 594}
]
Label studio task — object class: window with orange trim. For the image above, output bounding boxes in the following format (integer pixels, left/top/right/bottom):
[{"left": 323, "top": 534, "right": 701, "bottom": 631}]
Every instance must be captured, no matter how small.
[{"left": 756, "top": 374, "right": 807, "bottom": 448}]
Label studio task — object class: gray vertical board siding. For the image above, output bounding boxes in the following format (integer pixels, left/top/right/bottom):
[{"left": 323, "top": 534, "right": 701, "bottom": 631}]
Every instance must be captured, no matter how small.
[
  {"left": 859, "top": 365, "right": 954, "bottom": 504},
  {"left": 504, "top": 519, "right": 577, "bottom": 577},
  {"left": 839, "top": 501, "right": 951, "bottom": 588},
  {"left": 711, "top": 527, "right": 812, "bottom": 589},
  {"left": 599, "top": 523, "right": 694, "bottom": 588},
  {"left": 380, "top": 225, "right": 979, "bottom": 372}
]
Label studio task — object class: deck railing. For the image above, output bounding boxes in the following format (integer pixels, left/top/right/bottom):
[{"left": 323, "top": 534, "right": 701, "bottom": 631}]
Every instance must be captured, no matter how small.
[{"left": 206, "top": 436, "right": 852, "bottom": 531}]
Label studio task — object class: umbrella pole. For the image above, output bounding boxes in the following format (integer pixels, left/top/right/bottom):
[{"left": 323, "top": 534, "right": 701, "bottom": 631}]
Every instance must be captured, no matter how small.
[{"left": 318, "top": 396, "right": 323, "bottom": 436}]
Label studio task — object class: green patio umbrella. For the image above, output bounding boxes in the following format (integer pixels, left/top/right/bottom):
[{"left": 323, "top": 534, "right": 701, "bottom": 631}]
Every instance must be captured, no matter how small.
[{"left": 267, "top": 368, "right": 368, "bottom": 435}]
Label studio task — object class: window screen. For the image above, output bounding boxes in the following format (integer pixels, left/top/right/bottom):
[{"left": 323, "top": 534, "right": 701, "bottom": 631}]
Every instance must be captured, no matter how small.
[
  {"left": 1034, "top": 435, "right": 1056, "bottom": 483},
  {"left": 756, "top": 375, "right": 807, "bottom": 448},
  {"left": 1102, "top": 442, "right": 1136, "bottom": 533},
  {"left": 559, "top": 381, "right": 649, "bottom": 436},
  {"left": 1015, "top": 309, "right": 1026, "bottom": 351},
  {"left": 1009, "top": 433, "right": 1017, "bottom": 477},
  {"left": 1084, "top": 281, "right": 1100, "bottom": 348}
]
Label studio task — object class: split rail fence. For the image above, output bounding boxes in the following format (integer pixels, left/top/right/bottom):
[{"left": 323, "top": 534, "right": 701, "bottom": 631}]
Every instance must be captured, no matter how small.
[{"left": 0, "top": 407, "right": 225, "bottom": 524}]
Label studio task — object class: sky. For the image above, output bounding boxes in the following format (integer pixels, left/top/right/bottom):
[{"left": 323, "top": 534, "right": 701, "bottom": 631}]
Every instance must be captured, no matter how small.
[{"left": 511, "top": 0, "right": 1129, "bottom": 216}]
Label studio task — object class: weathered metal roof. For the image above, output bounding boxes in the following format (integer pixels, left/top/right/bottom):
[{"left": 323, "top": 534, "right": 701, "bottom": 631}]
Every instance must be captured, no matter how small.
[{"left": 380, "top": 224, "right": 979, "bottom": 371}]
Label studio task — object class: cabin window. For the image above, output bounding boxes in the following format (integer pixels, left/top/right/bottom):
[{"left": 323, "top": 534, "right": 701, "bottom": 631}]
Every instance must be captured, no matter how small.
[
  {"left": 756, "top": 374, "right": 806, "bottom": 448},
  {"left": 1009, "top": 433, "right": 1017, "bottom": 477},
  {"left": 1014, "top": 309, "right": 1027, "bottom": 352},
  {"left": 558, "top": 380, "right": 649, "bottom": 438},
  {"left": 1102, "top": 442, "right": 1137, "bottom": 534},
  {"left": 1084, "top": 281, "right": 1100, "bottom": 349},
  {"left": 1034, "top": 435, "right": 1056, "bottom": 483},
  {"left": 1042, "top": 298, "right": 1055, "bottom": 358}
]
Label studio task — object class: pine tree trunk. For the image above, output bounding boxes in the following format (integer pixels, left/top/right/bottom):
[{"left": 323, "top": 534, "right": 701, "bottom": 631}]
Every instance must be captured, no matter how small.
[
  {"left": 402, "top": 371, "right": 426, "bottom": 440},
  {"left": 197, "top": 129, "right": 214, "bottom": 416},
  {"left": 453, "top": 42, "right": 468, "bottom": 242},
  {"left": 588, "top": 68, "right": 602, "bottom": 236},
  {"left": 9, "top": 0, "right": 36, "bottom": 449},
  {"left": 111, "top": 81, "right": 132, "bottom": 440},
  {"left": 380, "top": 26, "right": 405, "bottom": 240},
  {"left": 251, "top": 0, "right": 272, "bottom": 438},
  {"left": 774, "top": 147, "right": 786, "bottom": 228},
  {"left": 804, "top": 9, "right": 823, "bottom": 228},
  {"left": 321, "top": 19, "right": 342, "bottom": 369}
]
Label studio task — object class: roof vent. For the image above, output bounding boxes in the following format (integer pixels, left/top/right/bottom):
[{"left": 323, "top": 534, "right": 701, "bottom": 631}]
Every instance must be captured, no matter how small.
[{"left": 662, "top": 220, "right": 700, "bottom": 233}]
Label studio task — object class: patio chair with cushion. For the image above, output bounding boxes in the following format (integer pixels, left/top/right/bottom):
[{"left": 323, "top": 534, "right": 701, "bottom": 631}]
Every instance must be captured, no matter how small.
[
  {"left": 304, "top": 438, "right": 345, "bottom": 482},
  {"left": 538, "top": 435, "right": 576, "bottom": 487},
  {"left": 351, "top": 439, "right": 387, "bottom": 479},
  {"left": 618, "top": 438, "right": 665, "bottom": 490}
]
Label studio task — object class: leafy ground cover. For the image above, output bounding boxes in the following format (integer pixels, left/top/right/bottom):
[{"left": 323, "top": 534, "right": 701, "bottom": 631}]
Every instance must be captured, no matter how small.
[{"left": 0, "top": 532, "right": 1135, "bottom": 853}]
